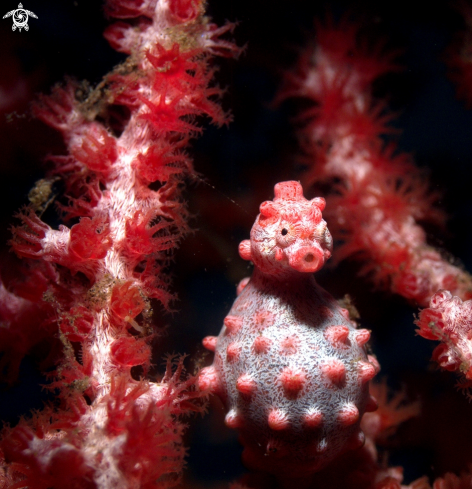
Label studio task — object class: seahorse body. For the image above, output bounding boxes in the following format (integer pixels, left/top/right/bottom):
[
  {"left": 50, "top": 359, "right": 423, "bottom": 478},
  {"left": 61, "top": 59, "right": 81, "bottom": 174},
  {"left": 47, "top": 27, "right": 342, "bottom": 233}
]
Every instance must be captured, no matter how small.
[{"left": 199, "top": 181, "right": 378, "bottom": 476}]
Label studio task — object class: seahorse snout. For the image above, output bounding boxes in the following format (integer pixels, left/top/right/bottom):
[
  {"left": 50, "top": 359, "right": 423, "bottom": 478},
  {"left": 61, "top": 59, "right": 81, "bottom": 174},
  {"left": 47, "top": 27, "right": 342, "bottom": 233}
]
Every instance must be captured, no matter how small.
[{"left": 288, "top": 245, "right": 324, "bottom": 273}]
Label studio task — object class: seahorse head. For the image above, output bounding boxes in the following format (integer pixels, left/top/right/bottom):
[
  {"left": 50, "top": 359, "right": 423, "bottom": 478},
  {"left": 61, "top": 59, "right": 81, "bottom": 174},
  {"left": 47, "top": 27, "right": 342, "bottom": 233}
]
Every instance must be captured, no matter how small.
[{"left": 239, "top": 181, "right": 332, "bottom": 276}]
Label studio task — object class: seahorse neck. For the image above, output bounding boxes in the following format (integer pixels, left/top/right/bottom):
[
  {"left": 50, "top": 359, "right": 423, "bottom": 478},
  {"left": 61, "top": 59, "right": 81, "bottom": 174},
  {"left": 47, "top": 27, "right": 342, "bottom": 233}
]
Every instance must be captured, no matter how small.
[{"left": 250, "top": 265, "right": 317, "bottom": 291}]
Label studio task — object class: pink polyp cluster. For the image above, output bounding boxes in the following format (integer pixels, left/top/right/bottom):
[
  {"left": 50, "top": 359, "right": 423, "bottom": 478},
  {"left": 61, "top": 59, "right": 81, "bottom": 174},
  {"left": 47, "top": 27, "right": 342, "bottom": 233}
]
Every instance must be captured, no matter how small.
[
  {"left": 416, "top": 290, "right": 472, "bottom": 380},
  {"left": 200, "top": 181, "right": 378, "bottom": 477}
]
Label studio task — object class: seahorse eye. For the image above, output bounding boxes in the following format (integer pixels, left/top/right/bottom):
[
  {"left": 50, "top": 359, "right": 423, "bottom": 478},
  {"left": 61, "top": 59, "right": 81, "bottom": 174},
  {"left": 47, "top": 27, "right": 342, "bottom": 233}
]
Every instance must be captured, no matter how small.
[{"left": 277, "top": 224, "right": 297, "bottom": 247}]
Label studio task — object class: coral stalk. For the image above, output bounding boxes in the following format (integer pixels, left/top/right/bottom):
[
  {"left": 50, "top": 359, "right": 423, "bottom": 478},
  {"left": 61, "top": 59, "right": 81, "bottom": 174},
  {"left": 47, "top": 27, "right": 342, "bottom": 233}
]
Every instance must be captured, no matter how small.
[
  {"left": 0, "top": 0, "right": 237, "bottom": 487},
  {"left": 280, "top": 17, "right": 472, "bottom": 307}
]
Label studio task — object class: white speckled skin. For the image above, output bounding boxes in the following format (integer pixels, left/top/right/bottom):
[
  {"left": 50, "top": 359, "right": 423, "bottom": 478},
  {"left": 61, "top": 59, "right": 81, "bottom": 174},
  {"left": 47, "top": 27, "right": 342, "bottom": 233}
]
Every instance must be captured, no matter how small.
[{"left": 200, "top": 181, "right": 377, "bottom": 476}]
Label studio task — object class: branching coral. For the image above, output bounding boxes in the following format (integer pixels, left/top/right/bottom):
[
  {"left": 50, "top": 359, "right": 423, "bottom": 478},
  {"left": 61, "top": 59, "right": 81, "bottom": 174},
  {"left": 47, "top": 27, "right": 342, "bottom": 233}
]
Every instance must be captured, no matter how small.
[{"left": 0, "top": 0, "right": 238, "bottom": 487}]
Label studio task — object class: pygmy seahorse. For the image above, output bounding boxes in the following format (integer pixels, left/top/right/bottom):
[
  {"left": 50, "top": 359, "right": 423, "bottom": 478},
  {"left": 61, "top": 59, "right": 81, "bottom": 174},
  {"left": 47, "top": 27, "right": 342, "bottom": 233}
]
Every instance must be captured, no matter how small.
[{"left": 199, "top": 181, "right": 378, "bottom": 477}]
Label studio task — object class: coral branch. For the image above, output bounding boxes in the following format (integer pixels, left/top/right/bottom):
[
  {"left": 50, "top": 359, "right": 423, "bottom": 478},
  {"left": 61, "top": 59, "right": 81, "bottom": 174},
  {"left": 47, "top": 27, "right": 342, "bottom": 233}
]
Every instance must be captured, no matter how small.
[
  {"left": 0, "top": 0, "right": 236, "bottom": 487},
  {"left": 281, "top": 17, "right": 472, "bottom": 307}
]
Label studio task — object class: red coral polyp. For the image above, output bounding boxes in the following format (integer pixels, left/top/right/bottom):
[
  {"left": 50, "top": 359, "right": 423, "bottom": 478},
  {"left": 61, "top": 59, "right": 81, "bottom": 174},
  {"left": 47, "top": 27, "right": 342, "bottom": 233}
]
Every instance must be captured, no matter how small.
[
  {"left": 138, "top": 91, "right": 199, "bottom": 135},
  {"left": 146, "top": 43, "right": 198, "bottom": 88},
  {"left": 416, "top": 308, "right": 445, "bottom": 341},
  {"left": 168, "top": 0, "right": 204, "bottom": 24},
  {"left": 60, "top": 306, "right": 95, "bottom": 342},
  {"left": 71, "top": 125, "right": 118, "bottom": 174},
  {"left": 124, "top": 219, "right": 155, "bottom": 256},
  {"left": 10, "top": 210, "right": 50, "bottom": 259},
  {"left": 110, "top": 281, "right": 146, "bottom": 320},
  {"left": 123, "top": 211, "right": 178, "bottom": 261},
  {"left": 133, "top": 140, "right": 190, "bottom": 184},
  {"left": 105, "top": 0, "right": 153, "bottom": 20},
  {"left": 69, "top": 217, "right": 112, "bottom": 260},
  {"left": 33, "top": 85, "right": 77, "bottom": 134},
  {"left": 432, "top": 343, "right": 460, "bottom": 372},
  {"left": 110, "top": 336, "right": 151, "bottom": 367}
]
